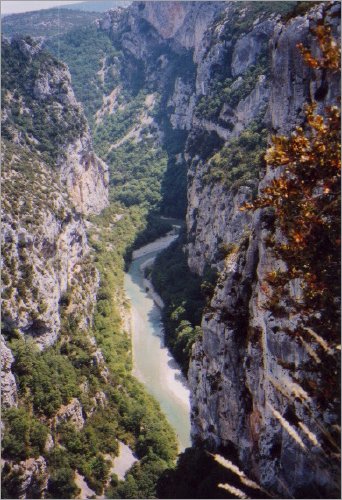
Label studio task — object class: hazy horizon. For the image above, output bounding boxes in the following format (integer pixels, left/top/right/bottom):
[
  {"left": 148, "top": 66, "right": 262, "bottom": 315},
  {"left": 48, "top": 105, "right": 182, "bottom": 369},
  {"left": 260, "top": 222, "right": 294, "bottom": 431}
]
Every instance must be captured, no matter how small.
[{"left": 1, "top": 1, "right": 84, "bottom": 15}]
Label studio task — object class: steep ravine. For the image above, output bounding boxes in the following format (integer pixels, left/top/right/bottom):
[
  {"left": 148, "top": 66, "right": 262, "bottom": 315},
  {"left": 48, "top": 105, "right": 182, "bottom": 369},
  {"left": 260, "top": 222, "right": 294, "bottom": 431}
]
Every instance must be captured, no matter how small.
[
  {"left": 1, "top": 1, "right": 340, "bottom": 499},
  {"left": 1, "top": 33, "right": 179, "bottom": 500},
  {"left": 97, "top": 1, "right": 340, "bottom": 498}
]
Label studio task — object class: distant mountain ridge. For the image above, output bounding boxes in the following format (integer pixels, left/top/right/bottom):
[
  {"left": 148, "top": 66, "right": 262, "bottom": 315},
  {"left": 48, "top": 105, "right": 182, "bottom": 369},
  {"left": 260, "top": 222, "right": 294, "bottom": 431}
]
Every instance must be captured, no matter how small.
[
  {"left": 60, "top": 1, "right": 131, "bottom": 12},
  {"left": 1, "top": 8, "right": 100, "bottom": 37},
  {"left": 1, "top": 1, "right": 131, "bottom": 37}
]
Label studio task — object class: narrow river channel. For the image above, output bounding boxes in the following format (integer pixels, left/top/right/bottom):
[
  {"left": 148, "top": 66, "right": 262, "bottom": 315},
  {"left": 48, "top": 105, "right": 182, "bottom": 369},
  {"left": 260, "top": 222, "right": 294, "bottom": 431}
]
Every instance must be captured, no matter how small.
[{"left": 124, "top": 234, "right": 191, "bottom": 452}]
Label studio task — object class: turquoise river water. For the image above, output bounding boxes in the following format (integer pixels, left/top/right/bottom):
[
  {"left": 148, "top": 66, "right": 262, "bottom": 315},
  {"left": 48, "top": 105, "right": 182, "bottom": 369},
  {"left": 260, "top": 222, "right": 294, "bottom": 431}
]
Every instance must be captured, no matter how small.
[{"left": 124, "top": 236, "right": 191, "bottom": 451}]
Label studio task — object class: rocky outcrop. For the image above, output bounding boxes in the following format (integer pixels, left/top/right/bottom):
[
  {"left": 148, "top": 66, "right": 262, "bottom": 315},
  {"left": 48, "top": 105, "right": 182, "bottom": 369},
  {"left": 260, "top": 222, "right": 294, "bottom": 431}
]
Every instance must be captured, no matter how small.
[
  {"left": 104, "top": 0, "right": 338, "bottom": 497},
  {"left": 61, "top": 134, "right": 109, "bottom": 216},
  {"left": 1, "top": 34, "right": 111, "bottom": 498},
  {"left": 0, "top": 335, "right": 18, "bottom": 408},
  {"left": 54, "top": 398, "right": 85, "bottom": 430},
  {"left": 2, "top": 36, "right": 109, "bottom": 216},
  {"left": 98, "top": 8, "right": 340, "bottom": 495},
  {"left": 135, "top": 0, "right": 225, "bottom": 61},
  {"left": 168, "top": 77, "right": 196, "bottom": 131},
  {"left": 231, "top": 20, "right": 275, "bottom": 76},
  {"left": 2, "top": 457, "right": 49, "bottom": 499},
  {"left": 1, "top": 142, "right": 99, "bottom": 348}
]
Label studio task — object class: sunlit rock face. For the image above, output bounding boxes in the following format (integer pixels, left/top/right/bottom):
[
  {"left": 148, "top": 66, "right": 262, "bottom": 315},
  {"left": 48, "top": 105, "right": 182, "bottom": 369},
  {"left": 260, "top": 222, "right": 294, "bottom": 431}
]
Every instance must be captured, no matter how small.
[{"left": 1, "top": 37, "right": 108, "bottom": 349}]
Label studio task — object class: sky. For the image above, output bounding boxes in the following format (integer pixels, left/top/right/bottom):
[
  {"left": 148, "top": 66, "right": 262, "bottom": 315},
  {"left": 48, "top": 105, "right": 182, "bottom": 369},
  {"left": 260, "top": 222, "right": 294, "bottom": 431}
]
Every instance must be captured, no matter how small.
[{"left": 1, "top": 1, "right": 84, "bottom": 15}]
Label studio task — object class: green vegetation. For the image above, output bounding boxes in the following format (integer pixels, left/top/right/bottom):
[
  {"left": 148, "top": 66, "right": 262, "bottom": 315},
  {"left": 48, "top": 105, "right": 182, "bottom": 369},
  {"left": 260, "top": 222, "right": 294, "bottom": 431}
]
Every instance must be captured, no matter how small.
[
  {"left": 151, "top": 235, "right": 217, "bottom": 373},
  {"left": 2, "top": 407, "right": 49, "bottom": 461},
  {"left": 46, "top": 449, "right": 81, "bottom": 499},
  {"left": 10, "top": 338, "right": 79, "bottom": 417},
  {"left": 1, "top": 38, "right": 87, "bottom": 165},
  {"left": 106, "top": 139, "right": 168, "bottom": 209},
  {"left": 108, "top": 454, "right": 172, "bottom": 499},
  {"left": 206, "top": 117, "right": 268, "bottom": 191},
  {"left": 94, "top": 92, "right": 146, "bottom": 154},
  {"left": 46, "top": 25, "right": 120, "bottom": 123},
  {"left": 1, "top": 8, "right": 99, "bottom": 38}
]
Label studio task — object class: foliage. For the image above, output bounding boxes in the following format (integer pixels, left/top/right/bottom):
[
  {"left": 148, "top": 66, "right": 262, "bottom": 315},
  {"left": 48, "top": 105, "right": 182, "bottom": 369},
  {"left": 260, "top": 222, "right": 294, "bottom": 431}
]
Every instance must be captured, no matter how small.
[
  {"left": 2, "top": 408, "right": 48, "bottom": 461},
  {"left": 297, "top": 24, "right": 341, "bottom": 71},
  {"left": 1, "top": 8, "right": 99, "bottom": 38},
  {"left": 151, "top": 235, "right": 217, "bottom": 372},
  {"left": 207, "top": 117, "right": 267, "bottom": 190},
  {"left": 46, "top": 24, "right": 119, "bottom": 123},
  {"left": 10, "top": 338, "right": 79, "bottom": 417},
  {"left": 104, "top": 139, "right": 168, "bottom": 210},
  {"left": 107, "top": 454, "right": 170, "bottom": 499},
  {"left": 46, "top": 449, "right": 80, "bottom": 499}
]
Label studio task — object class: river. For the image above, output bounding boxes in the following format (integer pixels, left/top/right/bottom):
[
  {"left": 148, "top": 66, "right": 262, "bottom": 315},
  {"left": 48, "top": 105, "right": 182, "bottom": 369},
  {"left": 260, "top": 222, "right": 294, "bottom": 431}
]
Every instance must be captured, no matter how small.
[{"left": 124, "top": 233, "right": 191, "bottom": 452}]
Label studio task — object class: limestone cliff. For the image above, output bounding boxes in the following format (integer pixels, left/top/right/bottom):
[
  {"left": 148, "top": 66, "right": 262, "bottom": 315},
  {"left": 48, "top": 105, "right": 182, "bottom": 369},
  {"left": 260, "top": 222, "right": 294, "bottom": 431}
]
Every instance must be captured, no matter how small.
[
  {"left": 2, "top": 2, "right": 340, "bottom": 498},
  {"left": 1, "top": 35, "right": 110, "bottom": 498},
  {"left": 1, "top": 37, "right": 108, "bottom": 351},
  {"left": 185, "top": 3, "right": 341, "bottom": 498}
]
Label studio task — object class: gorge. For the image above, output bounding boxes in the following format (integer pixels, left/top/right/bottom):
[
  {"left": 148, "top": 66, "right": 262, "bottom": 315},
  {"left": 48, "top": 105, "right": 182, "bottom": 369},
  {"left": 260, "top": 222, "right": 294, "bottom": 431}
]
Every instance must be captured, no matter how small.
[{"left": 1, "top": 1, "right": 341, "bottom": 499}]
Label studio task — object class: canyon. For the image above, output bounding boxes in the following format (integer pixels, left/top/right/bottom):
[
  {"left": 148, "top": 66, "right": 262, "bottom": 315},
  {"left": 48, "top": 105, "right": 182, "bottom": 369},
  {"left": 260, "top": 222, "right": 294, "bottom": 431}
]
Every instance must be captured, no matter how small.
[{"left": 1, "top": 1, "right": 340, "bottom": 499}]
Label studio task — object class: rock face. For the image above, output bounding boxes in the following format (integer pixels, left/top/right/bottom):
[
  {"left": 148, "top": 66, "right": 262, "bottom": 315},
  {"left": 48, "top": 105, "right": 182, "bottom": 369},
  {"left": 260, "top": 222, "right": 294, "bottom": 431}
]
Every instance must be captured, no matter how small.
[
  {"left": 0, "top": 335, "right": 18, "bottom": 408},
  {"left": 100, "top": 1, "right": 340, "bottom": 497},
  {"left": 3, "top": 457, "right": 49, "bottom": 499},
  {"left": 1, "top": 37, "right": 108, "bottom": 350},
  {"left": 184, "top": 3, "right": 340, "bottom": 499},
  {"left": 54, "top": 398, "right": 85, "bottom": 431},
  {"left": 1, "top": 3, "right": 340, "bottom": 498},
  {"left": 1, "top": 34, "right": 110, "bottom": 498}
]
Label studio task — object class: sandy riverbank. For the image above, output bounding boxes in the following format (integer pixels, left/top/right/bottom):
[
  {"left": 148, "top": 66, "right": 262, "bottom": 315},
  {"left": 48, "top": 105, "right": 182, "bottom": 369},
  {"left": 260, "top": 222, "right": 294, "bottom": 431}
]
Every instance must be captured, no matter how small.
[
  {"left": 75, "top": 441, "right": 137, "bottom": 499},
  {"left": 132, "top": 232, "right": 178, "bottom": 259},
  {"left": 109, "top": 442, "right": 137, "bottom": 481}
]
